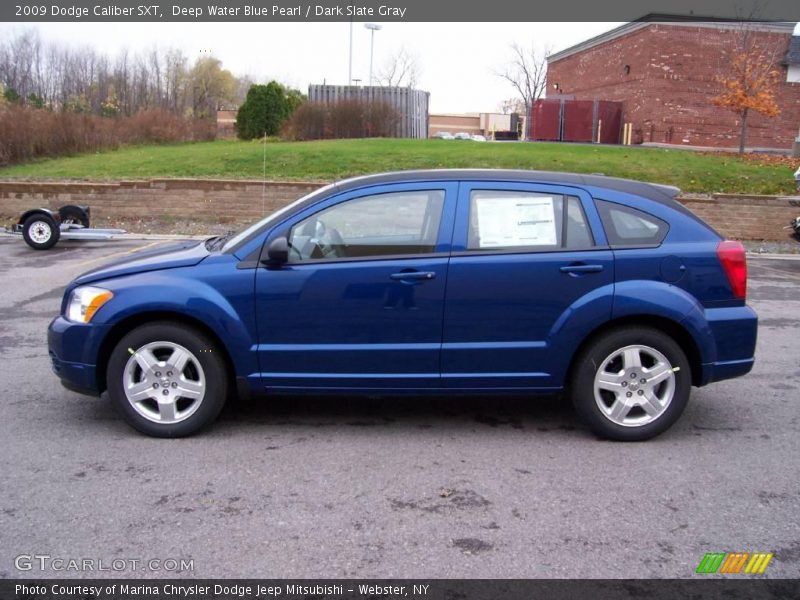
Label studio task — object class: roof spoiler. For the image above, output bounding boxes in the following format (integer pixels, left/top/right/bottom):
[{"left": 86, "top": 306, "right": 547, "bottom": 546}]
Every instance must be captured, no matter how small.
[{"left": 651, "top": 183, "right": 681, "bottom": 198}]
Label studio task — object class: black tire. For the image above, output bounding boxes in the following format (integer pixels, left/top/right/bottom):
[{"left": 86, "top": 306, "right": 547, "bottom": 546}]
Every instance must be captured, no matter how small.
[
  {"left": 106, "top": 322, "right": 228, "bottom": 437},
  {"left": 570, "top": 326, "right": 692, "bottom": 441},
  {"left": 22, "top": 214, "right": 60, "bottom": 250}
]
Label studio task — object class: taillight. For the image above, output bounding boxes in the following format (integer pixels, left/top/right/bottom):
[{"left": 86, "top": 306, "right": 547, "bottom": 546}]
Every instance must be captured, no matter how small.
[{"left": 716, "top": 240, "right": 747, "bottom": 299}]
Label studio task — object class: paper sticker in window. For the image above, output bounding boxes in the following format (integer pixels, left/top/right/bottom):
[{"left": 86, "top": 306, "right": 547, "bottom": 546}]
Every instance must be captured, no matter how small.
[{"left": 473, "top": 194, "right": 558, "bottom": 248}]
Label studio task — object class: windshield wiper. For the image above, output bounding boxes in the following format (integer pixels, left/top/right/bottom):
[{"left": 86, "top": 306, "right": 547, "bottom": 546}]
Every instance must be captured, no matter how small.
[
  {"left": 204, "top": 235, "right": 221, "bottom": 250},
  {"left": 206, "top": 230, "right": 236, "bottom": 251}
]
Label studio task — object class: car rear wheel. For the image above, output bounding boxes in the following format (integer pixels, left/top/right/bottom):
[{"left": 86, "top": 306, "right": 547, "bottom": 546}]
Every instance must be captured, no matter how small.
[
  {"left": 570, "top": 326, "right": 691, "bottom": 441},
  {"left": 106, "top": 322, "right": 228, "bottom": 437},
  {"left": 22, "top": 214, "right": 60, "bottom": 250}
]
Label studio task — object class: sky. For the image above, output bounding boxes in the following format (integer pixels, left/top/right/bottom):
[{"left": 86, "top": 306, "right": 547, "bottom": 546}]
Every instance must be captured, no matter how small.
[{"left": 0, "top": 21, "right": 629, "bottom": 113}]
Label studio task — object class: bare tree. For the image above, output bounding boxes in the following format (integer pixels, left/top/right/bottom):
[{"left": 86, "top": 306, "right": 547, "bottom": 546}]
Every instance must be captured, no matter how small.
[
  {"left": 233, "top": 73, "right": 255, "bottom": 107},
  {"left": 0, "top": 29, "right": 251, "bottom": 119},
  {"left": 189, "top": 56, "right": 237, "bottom": 118},
  {"left": 164, "top": 48, "right": 188, "bottom": 114},
  {"left": 376, "top": 47, "right": 420, "bottom": 88},
  {"left": 497, "top": 97, "right": 527, "bottom": 115},
  {"left": 496, "top": 43, "right": 549, "bottom": 140}
]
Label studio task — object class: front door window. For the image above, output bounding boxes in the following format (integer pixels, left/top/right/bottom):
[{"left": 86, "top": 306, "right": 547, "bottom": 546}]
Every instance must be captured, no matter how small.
[{"left": 288, "top": 190, "right": 445, "bottom": 261}]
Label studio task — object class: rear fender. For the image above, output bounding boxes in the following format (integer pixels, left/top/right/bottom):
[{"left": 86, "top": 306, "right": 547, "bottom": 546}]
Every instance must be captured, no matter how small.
[
  {"left": 546, "top": 284, "right": 615, "bottom": 383},
  {"left": 58, "top": 205, "right": 90, "bottom": 226},
  {"left": 613, "top": 280, "right": 716, "bottom": 365}
]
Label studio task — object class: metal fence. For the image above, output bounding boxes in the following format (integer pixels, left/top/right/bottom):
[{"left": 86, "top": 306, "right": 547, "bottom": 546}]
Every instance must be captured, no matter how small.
[
  {"left": 308, "top": 85, "right": 429, "bottom": 139},
  {"left": 530, "top": 99, "right": 622, "bottom": 144}
]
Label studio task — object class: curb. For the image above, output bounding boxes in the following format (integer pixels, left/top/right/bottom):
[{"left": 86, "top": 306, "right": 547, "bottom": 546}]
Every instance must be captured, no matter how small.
[{"left": 747, "top": 252, "right": 800, "bottom": 260}]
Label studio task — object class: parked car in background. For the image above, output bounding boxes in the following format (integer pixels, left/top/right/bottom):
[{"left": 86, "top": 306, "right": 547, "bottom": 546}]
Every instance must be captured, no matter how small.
[
  {"left": 48, "top": 170, "right": 757, "bottom": 440},
  {"left": 432, "top": 132, "right": 455, "bottom": 140},
  {"left": 471, "top": 135, "right": 487, "bottom": 142},
  {"left": 454, "top": 132, "right": 472, "bottom": 140}
]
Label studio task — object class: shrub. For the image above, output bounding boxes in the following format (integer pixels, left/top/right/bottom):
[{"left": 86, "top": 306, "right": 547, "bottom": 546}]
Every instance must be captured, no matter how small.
[
  {"left": 3, "top": 87, "right": 20, "bottom": 104},
  {"left": 281, "top": 102, "right": 327, "bottom": 141},
  {"left": 235, "top": 82, "right": 305, "bottom": 140},
  {"left": 328, "top": 100, "right": 366, "bottom": 139},
  {"left": 365, "top": 102, "right": 400, "bottom": 138},
  {"left": 281, "top": 100, "right": 400, "bottom": 141},
  {"left": 0, "top": 105, "right": 215, "bottom": 167}
]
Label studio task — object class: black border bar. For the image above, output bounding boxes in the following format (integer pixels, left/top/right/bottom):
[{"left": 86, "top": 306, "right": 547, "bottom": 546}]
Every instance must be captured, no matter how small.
[
  {"left": 3, "top": 1, "right": 800, "bottom": 23},
  {"left": 3, "top": 579, "right": 800, "bottom": 600}
]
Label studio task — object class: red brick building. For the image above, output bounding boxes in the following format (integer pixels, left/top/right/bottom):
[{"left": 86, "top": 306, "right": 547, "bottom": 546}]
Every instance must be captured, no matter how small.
[{"left": 546, "top": 19, "right": 800, "bottom": 151}]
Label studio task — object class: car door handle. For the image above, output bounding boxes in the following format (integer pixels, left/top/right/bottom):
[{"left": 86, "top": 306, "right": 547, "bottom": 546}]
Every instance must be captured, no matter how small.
[
  {"left": 390, "top": 271, "right": 436, "bottom": 281},
  {"left": 560, "top": 264, "right": 604, "bottom": 274}
]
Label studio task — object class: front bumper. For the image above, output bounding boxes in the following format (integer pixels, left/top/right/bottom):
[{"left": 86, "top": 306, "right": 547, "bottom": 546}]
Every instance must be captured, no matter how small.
[{"left": 48, "top": 316, "right": 111, "bottom": 396}]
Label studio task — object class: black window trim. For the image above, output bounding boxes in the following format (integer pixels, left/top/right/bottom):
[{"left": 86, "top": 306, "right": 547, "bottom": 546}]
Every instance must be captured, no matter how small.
[{"left": 564, "top": 194, "right": 596, "bottom": 249}]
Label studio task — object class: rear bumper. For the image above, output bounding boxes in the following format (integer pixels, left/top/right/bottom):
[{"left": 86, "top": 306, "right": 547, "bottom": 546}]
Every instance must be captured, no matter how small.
[
  {"left": 702, "top": 357, "right": 755, "bottom": 385},
  {"left": 48, "top": 316, "right": 108, "bottom": 396},
  {"left": 698, "top": 305, "right": 758, "bottom": 385}
]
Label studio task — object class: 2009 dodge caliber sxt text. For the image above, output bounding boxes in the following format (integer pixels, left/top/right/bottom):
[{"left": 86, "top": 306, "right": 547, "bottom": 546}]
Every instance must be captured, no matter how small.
[{"left": 48, "top": 170, "right": 757, "bottom": 440}]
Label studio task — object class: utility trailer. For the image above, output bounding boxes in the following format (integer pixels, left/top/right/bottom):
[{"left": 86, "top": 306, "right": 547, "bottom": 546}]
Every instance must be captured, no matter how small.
[{"left": 12, "top": 205, "right": 125, "bottom": 250}]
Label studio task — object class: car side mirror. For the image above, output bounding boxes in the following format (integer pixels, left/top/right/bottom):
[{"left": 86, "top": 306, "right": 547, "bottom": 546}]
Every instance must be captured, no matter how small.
[{"left": 264, "top": 236, "right": 289, "bottom": 265}]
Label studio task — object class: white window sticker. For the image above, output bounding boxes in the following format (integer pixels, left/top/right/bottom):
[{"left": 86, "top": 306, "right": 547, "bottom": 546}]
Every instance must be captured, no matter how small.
[{"left": 474, "top": 195, "right": 558, "bottom": 248}]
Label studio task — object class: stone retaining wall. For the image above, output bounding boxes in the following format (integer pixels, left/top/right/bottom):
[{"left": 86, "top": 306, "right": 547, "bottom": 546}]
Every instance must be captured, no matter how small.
[
  {"left": 1, "top": 178, "right": 798, "bottom": 241},
  {"left": 0, "top": 179, "right": 320, "bottom": 224},
  {"left": 679, "top": 194, "right": 800, "bottom": 242}
]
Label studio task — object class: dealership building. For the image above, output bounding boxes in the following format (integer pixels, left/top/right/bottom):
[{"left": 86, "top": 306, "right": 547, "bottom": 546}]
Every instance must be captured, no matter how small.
[{"left": 545, "top": 17, "right": 800, "bottom": 151}]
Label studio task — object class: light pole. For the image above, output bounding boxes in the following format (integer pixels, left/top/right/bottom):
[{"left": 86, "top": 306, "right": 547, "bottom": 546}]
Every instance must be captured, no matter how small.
[
  {"left": 348, "top": 18, "right": 353, "bottom": 85},
  {"left": 364, "top": 23, "right": 382, "bottom": 87}
]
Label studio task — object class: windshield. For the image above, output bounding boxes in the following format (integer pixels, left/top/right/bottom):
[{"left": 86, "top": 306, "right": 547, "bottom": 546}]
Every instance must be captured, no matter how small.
[{"left": 221, "top": 183, "right": 335, "bottom": 254}]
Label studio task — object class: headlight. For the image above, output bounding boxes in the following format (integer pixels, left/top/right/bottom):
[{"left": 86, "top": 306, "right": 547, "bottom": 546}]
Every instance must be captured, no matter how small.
[{"left": 66, "top": 286, "right": 114, "bottom": 323}]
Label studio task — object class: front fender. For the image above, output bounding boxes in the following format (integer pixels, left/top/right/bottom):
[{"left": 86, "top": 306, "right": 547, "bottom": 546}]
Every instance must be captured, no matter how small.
[{"left": 93, "top": 269, "right": 257, "bottom": 379}]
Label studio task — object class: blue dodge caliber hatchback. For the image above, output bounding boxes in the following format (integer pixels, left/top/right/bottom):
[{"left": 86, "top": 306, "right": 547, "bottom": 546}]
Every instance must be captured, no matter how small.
[{"left": 48, "top": 170, "right": 757, "bottom": 440}]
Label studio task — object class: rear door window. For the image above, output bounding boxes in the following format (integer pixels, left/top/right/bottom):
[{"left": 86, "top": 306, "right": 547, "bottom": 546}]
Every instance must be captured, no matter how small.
[{"left": 467, "top": 191, "right": 594, "bottom": 251}]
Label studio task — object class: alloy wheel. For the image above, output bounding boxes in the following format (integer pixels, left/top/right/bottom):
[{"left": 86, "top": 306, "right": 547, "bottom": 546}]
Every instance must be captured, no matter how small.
[
  {"left": 593, "top": 344, "right": 676, "bottom": 427},
  {"left": 123, "top": 341, "right": 206, "bottom": 424}
]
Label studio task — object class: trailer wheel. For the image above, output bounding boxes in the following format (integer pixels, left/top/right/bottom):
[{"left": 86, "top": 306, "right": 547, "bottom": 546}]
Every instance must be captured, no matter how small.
[{"left": 22, "top": 214, "right": 60, "bottom": 250}]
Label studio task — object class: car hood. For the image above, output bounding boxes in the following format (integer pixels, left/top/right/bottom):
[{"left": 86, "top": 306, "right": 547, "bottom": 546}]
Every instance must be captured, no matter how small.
[{"left": 73, "top": 240, "right": 210, "bottom": 286}]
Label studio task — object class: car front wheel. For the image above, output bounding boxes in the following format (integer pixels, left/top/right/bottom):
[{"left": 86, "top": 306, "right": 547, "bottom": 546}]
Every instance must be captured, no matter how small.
[
  {"left": 106, "top": 322, "right": 228, "bottom": 437},
  {"left": 570, "top": 326, "right": 691, "bottom": 441}
]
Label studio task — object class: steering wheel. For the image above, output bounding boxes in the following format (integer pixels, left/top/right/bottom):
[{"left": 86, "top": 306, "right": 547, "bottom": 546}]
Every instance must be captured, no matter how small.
[
  {"left": 288, "top": 241, "right": 304, "bottom": 261},
  {"left": 318, "top": 227, "right": 345, "bottom": 258}
]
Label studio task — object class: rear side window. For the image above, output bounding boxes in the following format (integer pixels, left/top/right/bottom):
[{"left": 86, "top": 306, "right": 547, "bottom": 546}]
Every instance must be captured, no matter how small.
[
  {"left": 467, "top": 191, "right": 594, "bottom": 251},
  {"left": 595, "top": 199, "right": 668, "bottom": 247}
]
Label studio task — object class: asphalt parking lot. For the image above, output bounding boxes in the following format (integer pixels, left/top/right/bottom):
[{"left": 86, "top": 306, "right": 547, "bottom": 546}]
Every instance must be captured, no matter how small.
[{"left": 0, "top": 235, "right": 798, "bottom": 579}]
